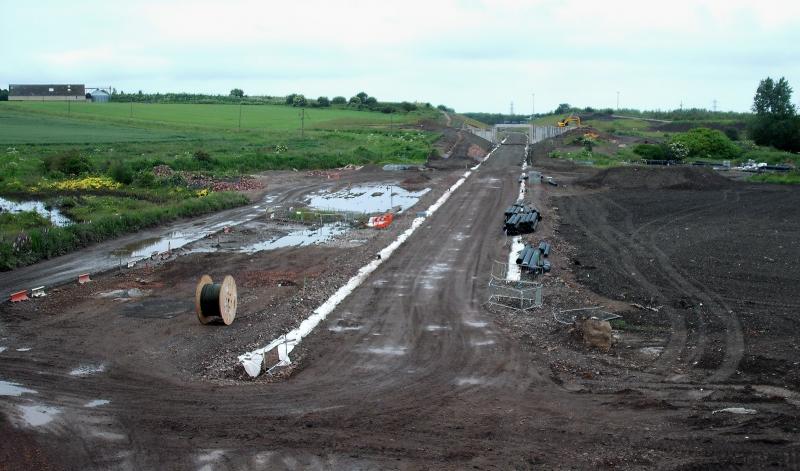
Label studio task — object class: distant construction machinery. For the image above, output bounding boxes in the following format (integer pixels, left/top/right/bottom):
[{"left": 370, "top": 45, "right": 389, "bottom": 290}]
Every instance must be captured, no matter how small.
[{"left": 556, "top": 115, "right": 581, "bottom": 128}]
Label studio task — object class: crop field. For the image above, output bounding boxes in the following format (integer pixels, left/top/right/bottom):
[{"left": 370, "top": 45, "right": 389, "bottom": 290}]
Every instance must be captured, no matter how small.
[
  {"left": 0, "top": 108, "right": 195, "bottom": 144},
  {"left": 0, "top": 101, "right": 429, "bottom": 132}
]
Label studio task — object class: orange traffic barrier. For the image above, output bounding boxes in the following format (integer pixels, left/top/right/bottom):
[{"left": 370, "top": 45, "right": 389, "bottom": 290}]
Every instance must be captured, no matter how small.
[
  {"left": 368, "top": 213, "right": 394, "bottom": 229},
  {"left": 10, "top": 290, "right": 29, "bottom": 302},
  {"left": 78, "top": 273, "right": 92, "bottom": 284}
]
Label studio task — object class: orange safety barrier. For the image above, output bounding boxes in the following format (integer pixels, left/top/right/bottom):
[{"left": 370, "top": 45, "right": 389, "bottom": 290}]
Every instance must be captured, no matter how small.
[
  {"left": 368, "top": 212, "right": 394, "bottom": 229},
  {"left": 78, "top": 273, "right": 92, "bottom": 284},
  {"left": 10, "top": 290, "right": 29, "bottom": 302}
]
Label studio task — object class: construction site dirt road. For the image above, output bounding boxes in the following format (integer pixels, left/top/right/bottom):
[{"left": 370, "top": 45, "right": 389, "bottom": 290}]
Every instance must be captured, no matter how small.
[{"left": 1, "top": 133, "right": 799, "bottom": 470}]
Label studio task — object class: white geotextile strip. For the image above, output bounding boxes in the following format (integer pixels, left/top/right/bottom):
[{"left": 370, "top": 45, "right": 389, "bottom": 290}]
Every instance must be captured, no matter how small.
[
  {"left": 506, "top": 138, "right": 529, "bottom": 281},
  {"left": 238, "top": 139, "right": 506, "bottom": 377}
]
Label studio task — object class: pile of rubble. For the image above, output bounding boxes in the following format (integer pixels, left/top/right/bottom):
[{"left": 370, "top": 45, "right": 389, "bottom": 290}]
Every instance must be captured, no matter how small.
[{"left": 151, "top": 165, "right": 263, "bottom": 191}]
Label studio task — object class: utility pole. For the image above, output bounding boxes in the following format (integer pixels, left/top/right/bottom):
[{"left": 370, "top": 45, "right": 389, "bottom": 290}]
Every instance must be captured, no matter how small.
[
  {"left": 616, "top": 91, "right": 620, "bottom": 110},
  {"left": 510, "top": 101, "right": 514, "bottom": 116},
  {"left": 712, "top": 99, "right": 717, "bottom": 112},
  {"left": 238, "top": 102, "right": 242, "bottom": 130},
  {"left": 680, "top": 101, "right": 683, "bottom": 111},
  {"left": 532, "top": 93, "right": 535, "bottom": 118},
  {"left": 300, "top": 108, "right": 305, "bottom": 138}
]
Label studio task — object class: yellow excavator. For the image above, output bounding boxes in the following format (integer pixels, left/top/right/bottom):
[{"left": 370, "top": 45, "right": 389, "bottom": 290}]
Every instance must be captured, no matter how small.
[{"left": 556, "top": 115, "right": 581, "bottom": 127}]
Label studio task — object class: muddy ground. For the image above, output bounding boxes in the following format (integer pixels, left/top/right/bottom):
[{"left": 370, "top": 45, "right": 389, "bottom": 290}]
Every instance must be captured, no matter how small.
[{"left": 1, "top": 130, "right": 799, "bottom": 469}]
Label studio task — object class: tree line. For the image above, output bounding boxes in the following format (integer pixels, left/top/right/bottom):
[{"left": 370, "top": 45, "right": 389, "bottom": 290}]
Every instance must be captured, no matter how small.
[
  {"left": 284, "top": 91, "right": 430, "bottom": 114},
  {"left": 102, "top": 89, "right": 432, "bottom": 114}
]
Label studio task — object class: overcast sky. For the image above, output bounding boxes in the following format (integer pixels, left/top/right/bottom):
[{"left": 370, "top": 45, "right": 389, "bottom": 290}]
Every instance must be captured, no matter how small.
[{"left": 2, "top": 0, "right": 799, "bottom": 113}]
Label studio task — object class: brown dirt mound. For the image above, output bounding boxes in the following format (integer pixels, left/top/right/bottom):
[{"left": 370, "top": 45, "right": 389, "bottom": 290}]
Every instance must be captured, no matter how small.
[{"left": 578, "top": 166, "right": 734, "bottom": 191}]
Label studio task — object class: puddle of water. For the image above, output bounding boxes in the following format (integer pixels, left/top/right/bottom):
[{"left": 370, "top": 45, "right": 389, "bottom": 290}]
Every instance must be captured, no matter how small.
[
  {"left": 472, "top": 339, "right": 496, "bottom": 346},
  {"left": 307, "top": 185, "right": 430, "bottom": 214},
  {"left": 70, "top": 364, "right": 106, "bottom": 377},
  {"left": 93, "top": 431, "right": 127, "bottom": 441},
  {"left": 365, "top": 346, "right": 407, "bottom": 356},
  {"left": 111, "top": 232, "right": 196, "bottom": 259},
  {"left": 18, "top": 404, "right": 61, "bottom": 426},
  {"left": 84, "top": 399, "right": 110, "bottom": 408},
  {"left": 329, "top": 325, "right": 362, "bottom": 333},
  {"left": 464, "top": 320, "right": 489, "bottom": 328},
  {"left": 239, "top": 223, "right": 348, "bottom": 253},
  {"left": 0, "top": 196, "right": 72, "bottom": 227},
  {"left": 0, "top": 347, "right": 5, "bottom": 353},
  {"left": 425, "top": 325, "right": 450, "bottom": 332},
  {"left": 455, "top": 377, "right": 485, "bottom": 386},
  {"left": 426, "top": 263, "right": 451, "bottom": 276},
  {"left": 0, "top": 379, "right": 37, "bottom": 396},
  {"left": 107, "top": 195, "right": 276, "bottom": 260},
  {"left": 16, "top": 347, "right": 31, "bottom": 352}
]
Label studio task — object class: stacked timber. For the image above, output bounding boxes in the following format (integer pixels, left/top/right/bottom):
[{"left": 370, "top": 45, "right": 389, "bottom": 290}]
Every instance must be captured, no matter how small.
[{"left": 504, "top": 203, "right": 542, "bottom": 235}]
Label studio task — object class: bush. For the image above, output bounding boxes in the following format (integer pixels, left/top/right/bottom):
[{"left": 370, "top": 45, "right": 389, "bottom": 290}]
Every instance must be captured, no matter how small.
[
  {"left": 667, "top": 142, "right": 690, "bottom": 161},
  {"left": 748, "top": 116, "right": 800, "bottom": 153},
  {"left": 670, "top": 128, "right": 741, "bottom": 159},
  {"left": 132, "top": 170, "right": 156, "bottom": 187},
  {"left": 724, "top": 128, "right": 740, "bottom": 141},
  {"left": 193, "top": 149, "right": 212, "bottom": 162},
  {"left": 292, "top": 95, "right": 307, "bottom": 107},
  {"left": 633, "top": 143, "right": 667, "bottom": 160},
  {"left": 109, "top": 161, "right": 133, "bottom": 185},
  {"left": 349, "top": 96, "right": 362, "bottom": 106},
  {"left": 42, "top": 149, "right": 93, "bottom": 176},
  {"left": 317, "top": 96, "right": 330, "bottom": 107},
  {"left": 332, "top": 96, "right": 347, "bottom": 105}
]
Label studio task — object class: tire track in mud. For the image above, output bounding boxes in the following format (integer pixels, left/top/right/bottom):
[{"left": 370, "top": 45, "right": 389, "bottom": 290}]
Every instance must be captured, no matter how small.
[
  {"left": 561, "top": 196, "right": 690, "bottom": 377},
  {"left": 563, "top": 190, "right": 746, "bottom": 385},
  {"left": 608, "top": 190, "right": 745, "bottom": 383}
]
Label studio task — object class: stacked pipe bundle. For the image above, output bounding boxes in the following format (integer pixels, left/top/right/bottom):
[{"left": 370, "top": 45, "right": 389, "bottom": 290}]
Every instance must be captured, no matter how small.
[
  {"left": 504, "top": 203, "right": 542, "bottom": 235},
  {"left": 515, "top": 241, "right": 552, "bottom": 274}
]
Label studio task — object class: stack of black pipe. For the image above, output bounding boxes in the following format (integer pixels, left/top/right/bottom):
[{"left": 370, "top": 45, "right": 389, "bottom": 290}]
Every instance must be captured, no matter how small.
[
  {"left": 515, "top": 241, "right": 552, "bottom": 274},
  {"left": 504, "top": 203, "right": 541, "bottom": 235}
]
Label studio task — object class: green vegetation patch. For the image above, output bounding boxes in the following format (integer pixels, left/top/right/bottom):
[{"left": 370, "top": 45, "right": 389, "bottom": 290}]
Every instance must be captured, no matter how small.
[
  {"left": 749, "top": 172, "right": 800, "bottom": 185},
  {"left": 0, "top": 108, "right": 190, "bottom": 144}
]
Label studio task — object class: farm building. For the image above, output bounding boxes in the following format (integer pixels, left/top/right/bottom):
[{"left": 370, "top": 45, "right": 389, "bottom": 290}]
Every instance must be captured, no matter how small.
[
  {"left": 9, "top": 84, "right": 86, "bottom": 101},
  {"left": 90, "top": 89, "right": 110, "bottom": 103}
]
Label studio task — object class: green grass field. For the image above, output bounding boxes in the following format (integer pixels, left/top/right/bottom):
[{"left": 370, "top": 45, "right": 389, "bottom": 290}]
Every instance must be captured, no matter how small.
[
  {"left": 0, "top": 101, "right": 428, "bottom": 133},
  {"left": 0, "top": 101, "right": 440, "bottom": 269},
  {"left": 0, "top": 108, "right": 194, "bottom": 144}
]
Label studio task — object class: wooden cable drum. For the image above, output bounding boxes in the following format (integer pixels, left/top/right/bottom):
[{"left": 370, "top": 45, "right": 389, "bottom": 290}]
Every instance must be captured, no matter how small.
[{"left": 195, "top": 275, "right": 237, "bottom": 325}]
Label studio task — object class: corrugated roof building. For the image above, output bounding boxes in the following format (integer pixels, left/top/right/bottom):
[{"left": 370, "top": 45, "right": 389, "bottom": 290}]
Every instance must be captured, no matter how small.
[{"left": 9, "top": 84, "right": 86, "bottom": 101}]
